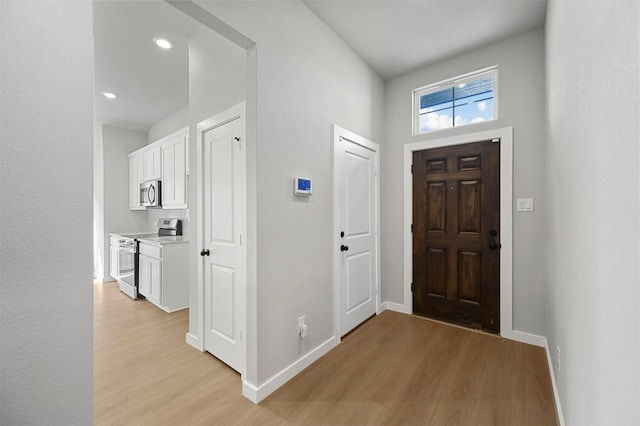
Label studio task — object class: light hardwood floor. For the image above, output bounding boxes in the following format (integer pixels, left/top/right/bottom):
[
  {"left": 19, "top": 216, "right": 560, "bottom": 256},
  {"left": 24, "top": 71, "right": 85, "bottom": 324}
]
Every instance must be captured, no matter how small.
[{"left": 95, "top": 282, "right": 558, "bottom": 425}]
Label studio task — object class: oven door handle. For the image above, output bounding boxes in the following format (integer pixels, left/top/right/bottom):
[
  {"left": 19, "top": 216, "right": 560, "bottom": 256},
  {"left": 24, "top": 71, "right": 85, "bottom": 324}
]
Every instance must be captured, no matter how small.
[{"left": 118, "top": 247, "right": 135, "bottom": 254}]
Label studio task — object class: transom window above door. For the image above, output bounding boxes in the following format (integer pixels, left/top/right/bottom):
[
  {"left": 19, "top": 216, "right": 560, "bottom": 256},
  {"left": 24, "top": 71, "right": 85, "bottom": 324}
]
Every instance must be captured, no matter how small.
[{"left": 413, "top": 66, "right": 498, "bottom": 135}]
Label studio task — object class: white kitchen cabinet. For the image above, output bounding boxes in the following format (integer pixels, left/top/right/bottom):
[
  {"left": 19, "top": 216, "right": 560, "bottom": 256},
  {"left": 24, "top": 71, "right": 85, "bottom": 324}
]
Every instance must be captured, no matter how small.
[
  {"left": 161, "top": 130, "right": 187, "bottom": 208},
  {"left": 138, "top": 241, "right": 188, "bottom": 312},
  {"left": 143, "top": 146, "right": 162, "bottom": 181},
  {"left": 139, "top": 251, "right": 161, "bottom": 306},
  {"left": 128, "top": 153, "right": 144, "bottom": 210},
  {"left": 128, "top": 127, "right": 188, "bottom": 210}
]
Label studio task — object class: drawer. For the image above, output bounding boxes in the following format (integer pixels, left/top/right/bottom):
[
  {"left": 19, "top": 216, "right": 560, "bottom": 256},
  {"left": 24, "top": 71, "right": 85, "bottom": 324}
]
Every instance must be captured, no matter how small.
[{"left": 139, "top": 243, "right": 161, "bottom": 259}]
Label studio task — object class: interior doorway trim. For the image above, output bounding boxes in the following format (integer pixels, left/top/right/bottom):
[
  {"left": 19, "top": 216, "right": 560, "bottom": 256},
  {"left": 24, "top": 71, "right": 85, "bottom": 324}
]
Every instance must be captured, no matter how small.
[{"left": 403, "top": 127, "right": 524, "bottom": 342}]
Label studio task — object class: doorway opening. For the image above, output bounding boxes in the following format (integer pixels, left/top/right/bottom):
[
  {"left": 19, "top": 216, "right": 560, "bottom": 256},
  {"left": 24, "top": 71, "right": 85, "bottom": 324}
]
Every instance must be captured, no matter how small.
[{"left": 92, "top": 0, "right": 257, "bottom": 404}]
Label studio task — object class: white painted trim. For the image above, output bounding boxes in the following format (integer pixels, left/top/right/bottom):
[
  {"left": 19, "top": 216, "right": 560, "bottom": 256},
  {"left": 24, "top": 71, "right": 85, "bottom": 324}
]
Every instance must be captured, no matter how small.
[
  {"left": 403, "top": 127, "right": 514, "bottom": 337},
  {"left": 543, "top": 337, "right": 566, "bottom": 426},
  {"left": 196, "top": 102, "right": 247, "bottom": 378},
  {"left": 509, "top": 330, "right": 545, "bottom": 347},
  {"left": 241, "top": 336, "right": 338, "bottom": 404},
  {"left": 332, "top": 125, "right": 381, "bottom": 341},
  {"left": 185, "top": 332, "right": 204, "bottom": 351},
  {"left": 381, "top": 301, "right": 412, "bottom": 314}
]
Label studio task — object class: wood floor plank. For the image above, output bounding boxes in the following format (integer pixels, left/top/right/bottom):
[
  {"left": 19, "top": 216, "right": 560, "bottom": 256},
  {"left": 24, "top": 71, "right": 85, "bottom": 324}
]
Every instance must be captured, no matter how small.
[
  {"left": 94, "top": 282, "right": 557, "bottom": 425},
  {"left": 477, "top": 338, "right": 526, "bottom": 426},
  {"left": 524, "top": 344, "right": 559, "bottom": 426}
]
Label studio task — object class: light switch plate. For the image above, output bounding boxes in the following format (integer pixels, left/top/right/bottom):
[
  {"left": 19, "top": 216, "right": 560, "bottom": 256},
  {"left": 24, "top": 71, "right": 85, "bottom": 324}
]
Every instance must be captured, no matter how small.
[{"left": 517, "top": 198, "right": 534, "bottom": 212}]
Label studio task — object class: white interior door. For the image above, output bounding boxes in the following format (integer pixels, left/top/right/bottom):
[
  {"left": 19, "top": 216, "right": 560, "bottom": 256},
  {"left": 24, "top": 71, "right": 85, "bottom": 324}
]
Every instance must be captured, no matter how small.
[
  {"left": 334, "top": 126, "right": 379, "bottom": 337},
  {"left": 202, "top": 114, "right": 244, "bottom": 374}
]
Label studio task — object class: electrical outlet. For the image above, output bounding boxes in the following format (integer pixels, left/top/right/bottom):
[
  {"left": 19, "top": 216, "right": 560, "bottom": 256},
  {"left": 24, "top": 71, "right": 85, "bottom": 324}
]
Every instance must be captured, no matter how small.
[
  {"left": 298, "top": 316, "right": 306, "bottom": 338},
  {"left": 556, "top": 346, "right": 561, "bottom": 371}
]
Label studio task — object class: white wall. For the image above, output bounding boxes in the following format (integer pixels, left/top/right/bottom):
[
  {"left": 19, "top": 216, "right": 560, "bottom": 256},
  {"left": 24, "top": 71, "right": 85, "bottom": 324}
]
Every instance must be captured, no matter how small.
[
  {"left": 191, "top": 0, "right": 385, "bottom": 388},
  {"left": 100, "top": 125, "right": 149, "bottom": 279},
  {"left": 383, "top": 29, "right": 547, "bottom": 335},
  {"left": 545, "top": 1, "right": 639, "bottom": 424},
  {"left": 0, "top": 1, "right": 94, "bottom": 424},
  {"left": 189, "top": 25, "right": 246, "bottom": 125},
  {"left": 148, "top": 106, "right": 189, "bottom": 143}
]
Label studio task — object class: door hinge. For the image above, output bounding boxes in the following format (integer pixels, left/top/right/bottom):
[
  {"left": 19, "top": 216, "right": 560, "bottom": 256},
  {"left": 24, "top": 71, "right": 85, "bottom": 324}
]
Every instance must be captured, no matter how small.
[
  {"left": 411, "top": 282, "right": 414, "bottom": 292},
  {"left": 411, "top": 164, "right": 414, "bottom": 174},
  {"left": 411, "top": 224, "right": 413, "bottom": 233}
]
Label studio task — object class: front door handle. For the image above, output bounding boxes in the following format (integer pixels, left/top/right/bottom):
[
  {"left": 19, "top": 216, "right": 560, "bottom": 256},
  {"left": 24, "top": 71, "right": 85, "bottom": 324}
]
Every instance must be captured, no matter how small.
[
  {"left": 200, "top": 249, "right": 210, "bottom": 256},
  {"left": 489, "top": 242, "right": 501, "bottom": 250},
  {"left": 340, "top": 245, "right": 349, "bottom": 252}
]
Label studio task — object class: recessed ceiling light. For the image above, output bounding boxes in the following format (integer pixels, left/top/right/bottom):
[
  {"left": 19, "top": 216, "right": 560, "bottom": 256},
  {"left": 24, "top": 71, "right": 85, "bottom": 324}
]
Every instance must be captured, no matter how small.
[
  {"left": 102, "top": 92, "right": 117, "bottom": 99},
  {"left": 153, "top": 37, "right": 172, "bottom": 49}
]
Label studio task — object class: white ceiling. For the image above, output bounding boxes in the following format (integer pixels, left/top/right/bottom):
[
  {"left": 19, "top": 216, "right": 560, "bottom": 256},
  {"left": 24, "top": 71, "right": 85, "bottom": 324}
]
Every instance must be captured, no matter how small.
[
  {"left": 93, "top": 1, "right": 200, "bottom": 132},
  {"left": 93, "top": 0, "right": 546, "bottom": 131},
  {"left": 304, "top": 0, "right": 547, "bottom": 80}
]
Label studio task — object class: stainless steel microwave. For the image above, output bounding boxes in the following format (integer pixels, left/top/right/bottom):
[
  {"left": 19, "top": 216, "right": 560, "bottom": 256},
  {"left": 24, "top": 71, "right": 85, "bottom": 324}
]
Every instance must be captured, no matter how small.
[{"left": 140, "top": 179, "right": 162, "bottom": 208}]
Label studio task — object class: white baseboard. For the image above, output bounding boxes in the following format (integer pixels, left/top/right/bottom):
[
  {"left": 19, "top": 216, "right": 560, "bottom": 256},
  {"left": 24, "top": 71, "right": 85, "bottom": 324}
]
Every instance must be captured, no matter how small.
[
  {"left": 242, "top": 336, "right": 338, "bottom": 404},
  {"left": 505, "top": 329, "right": 546, "bottom": 347},
  {"left": 381, "top": 301, "right": 411, "bottom": 314},
  {"left": 186, "top": 332, "right": 204, "bottom": 351},
  {"left": 543, "top": 337, "right": 565, "bottom": 426}
]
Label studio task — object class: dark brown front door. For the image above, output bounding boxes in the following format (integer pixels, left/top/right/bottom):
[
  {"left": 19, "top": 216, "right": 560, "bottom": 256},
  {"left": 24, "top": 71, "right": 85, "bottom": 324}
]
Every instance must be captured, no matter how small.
[{"left": 412, "top": 140, "right": 500, "bottom": 332}]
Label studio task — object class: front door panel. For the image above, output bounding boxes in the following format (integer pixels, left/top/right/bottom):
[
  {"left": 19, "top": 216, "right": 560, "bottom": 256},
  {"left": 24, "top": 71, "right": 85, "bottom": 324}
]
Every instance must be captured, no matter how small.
[{"left": 413, "top": 140, "right": 500, "bottom": 332}]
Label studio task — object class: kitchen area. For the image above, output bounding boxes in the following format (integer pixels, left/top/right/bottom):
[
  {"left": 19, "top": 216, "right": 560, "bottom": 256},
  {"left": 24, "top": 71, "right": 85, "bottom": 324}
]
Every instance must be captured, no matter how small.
[
  {"left": 92, "top": 0, "right": 200, "bottom": 312},
  {"left": 107, "top": 125, "right": 191, "bottom": 312},
  {"left": 110, "top": 218, "right": 189, "bottom": 313}
]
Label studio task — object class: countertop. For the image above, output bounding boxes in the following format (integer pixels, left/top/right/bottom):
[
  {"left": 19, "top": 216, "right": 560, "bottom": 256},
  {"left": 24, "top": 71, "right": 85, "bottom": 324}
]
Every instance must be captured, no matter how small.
[
  {"left": 110, "top": 232, "right": 157, "bottom": 239},
  {"left": 109, "top": 232, "right": 189, "bottom": 246},
  {"left": 137, "top": 235, "right": 190, "bottom": 246}
]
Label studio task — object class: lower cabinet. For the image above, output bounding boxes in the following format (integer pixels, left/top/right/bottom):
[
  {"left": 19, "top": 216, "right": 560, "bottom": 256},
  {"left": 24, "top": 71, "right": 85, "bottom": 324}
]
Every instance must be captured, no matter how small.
[
  {"left": 138, "top": 242, "right": 188, "bottom": 312},
  {"left": 139, "top": 252, "right": 161, "bottom": 306}
]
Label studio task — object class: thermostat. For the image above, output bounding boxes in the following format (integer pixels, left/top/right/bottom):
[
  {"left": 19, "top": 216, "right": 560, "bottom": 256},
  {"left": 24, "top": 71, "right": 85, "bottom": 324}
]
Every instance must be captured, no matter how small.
[{"left": 294, "top": 177, "right": 312, "bottom": 196}]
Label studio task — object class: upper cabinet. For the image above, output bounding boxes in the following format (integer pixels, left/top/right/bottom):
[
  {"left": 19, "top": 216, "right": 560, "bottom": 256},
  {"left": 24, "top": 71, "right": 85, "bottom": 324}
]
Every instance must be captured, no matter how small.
[
  {"left": 143, "top": 146, "right": 162, "bottom": 181},
  {"left": 128, "top": 127, "right": 188, "bottom": 210},
  {"left": 161, "top": 130, "right": 188, "bottom": 209}
]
